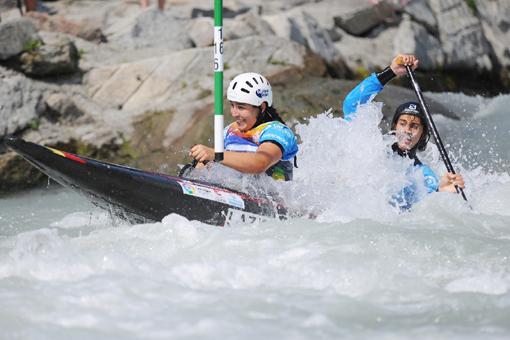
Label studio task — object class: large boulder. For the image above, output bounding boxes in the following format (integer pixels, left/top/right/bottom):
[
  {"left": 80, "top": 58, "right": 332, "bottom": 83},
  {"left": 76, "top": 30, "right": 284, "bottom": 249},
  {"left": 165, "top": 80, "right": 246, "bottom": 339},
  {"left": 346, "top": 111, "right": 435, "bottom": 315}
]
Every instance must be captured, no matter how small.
[
  {"left": 393, "top": 15, "right": 444, "bottom": 71},
  {"left": 106, "top": 7, "right": 194, "bottom": 50},
  {"left": 0, "top": 67, "right": 46, "bottom": 140},
  {"left": 45, "top": 92, "right": 87, "bottom": 122},
  {"left": 183, "top": 17, "right": 214, "bottom": 48},
  {"left": 10, "top": 41, "right": 79, "bottom": 77},
  {"left": 262, "top": 13, "right": 308, "bottom": 47},
  {"left": 263, "top": 9, "right": 341, "bottom": 64},
  {"left": 297, "top": 0, "right": 349, "bottom": 33},
  {"left": 24, "top": 12, "right": 106, "bottom": 44},
  {"left": 0, "top": 0, "right": 17, "bottom": 12},
  {"left": 398, "top": 0, "right": 438, "bottom": 35},
  {"left": 235, "top": 10, "right": 274, "bottom": 36},
  {"left": 475, "top": 0, "right": 510, "bottom": 69},
  {"left": 224, "top": 17, "right": 256, "bottom": 41},
  {"left": 334, "top": 25, "right": 396, "bottom": 73},
  {"left": 334, "top": 15, "right": 443, "bottom": 74},
  {"left": 0, "top": 19, "right": 39, "bottom": 60},
  {"left": 428, "top": 0, "right": 493, "bottom": 71},
  {"left": 85, "top": 35, "right": 321, "bottom": 113},
  {"left": 333, "top": 0, "right": 391, "bottom": 36}
]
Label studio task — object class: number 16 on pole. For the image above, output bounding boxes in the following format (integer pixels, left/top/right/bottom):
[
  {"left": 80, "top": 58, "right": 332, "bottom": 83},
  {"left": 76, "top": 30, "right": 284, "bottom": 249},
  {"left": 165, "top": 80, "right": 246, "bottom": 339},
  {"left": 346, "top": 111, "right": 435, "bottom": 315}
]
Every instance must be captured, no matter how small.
[{"left": 214, "top": 27, "right": 223, "bottom": 72}]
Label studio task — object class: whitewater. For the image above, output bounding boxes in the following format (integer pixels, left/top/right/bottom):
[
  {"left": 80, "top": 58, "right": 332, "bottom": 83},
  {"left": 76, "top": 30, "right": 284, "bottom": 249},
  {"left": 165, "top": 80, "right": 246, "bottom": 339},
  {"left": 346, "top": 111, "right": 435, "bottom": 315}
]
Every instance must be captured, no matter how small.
[{"left": 1, "top": 91, "right": 509, "bottom": 339}]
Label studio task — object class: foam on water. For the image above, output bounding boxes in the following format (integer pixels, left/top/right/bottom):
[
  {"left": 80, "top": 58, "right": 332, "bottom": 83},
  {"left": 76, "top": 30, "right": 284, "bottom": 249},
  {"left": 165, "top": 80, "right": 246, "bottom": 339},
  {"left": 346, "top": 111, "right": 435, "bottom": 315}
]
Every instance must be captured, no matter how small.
[{"left": 1, "top": 93, "right": 510, "bottom": 339}]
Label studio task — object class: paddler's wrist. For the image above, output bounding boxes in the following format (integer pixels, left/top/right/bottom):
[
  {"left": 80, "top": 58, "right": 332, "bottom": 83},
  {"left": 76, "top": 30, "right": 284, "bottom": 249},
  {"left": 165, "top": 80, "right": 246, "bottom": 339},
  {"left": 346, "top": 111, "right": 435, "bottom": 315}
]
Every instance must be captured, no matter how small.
[{"left": 376, "top": 66, "right": 397, "bottom": 86}]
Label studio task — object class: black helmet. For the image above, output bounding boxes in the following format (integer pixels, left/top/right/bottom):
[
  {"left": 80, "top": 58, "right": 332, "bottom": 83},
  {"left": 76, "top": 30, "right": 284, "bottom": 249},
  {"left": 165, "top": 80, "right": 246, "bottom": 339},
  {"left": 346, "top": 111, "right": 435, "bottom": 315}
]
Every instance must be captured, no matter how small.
[{"left": 391, "top": 101, "right": 430, "bottom": 151}]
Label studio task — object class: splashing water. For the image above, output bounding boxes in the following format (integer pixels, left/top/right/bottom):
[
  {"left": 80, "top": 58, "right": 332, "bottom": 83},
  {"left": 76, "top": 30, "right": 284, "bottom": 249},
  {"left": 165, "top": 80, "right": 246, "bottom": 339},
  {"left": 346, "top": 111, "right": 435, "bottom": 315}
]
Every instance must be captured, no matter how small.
[{"left": 1, "top": 93, "right": 510, "bottom": 339}]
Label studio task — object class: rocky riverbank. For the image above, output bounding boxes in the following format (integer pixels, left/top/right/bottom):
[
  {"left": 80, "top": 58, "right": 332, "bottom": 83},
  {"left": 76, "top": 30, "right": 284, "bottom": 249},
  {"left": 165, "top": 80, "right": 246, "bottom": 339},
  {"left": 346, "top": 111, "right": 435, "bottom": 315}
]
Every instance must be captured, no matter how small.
[{"left": 1, "top": 0, "right": 509, "bottom": 193}]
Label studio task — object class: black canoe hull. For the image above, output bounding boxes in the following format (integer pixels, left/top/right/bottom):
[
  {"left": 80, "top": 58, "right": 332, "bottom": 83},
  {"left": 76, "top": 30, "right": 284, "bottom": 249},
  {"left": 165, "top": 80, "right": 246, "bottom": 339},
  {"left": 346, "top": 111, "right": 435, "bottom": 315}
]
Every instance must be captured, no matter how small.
[{"left": 4, "top": 135, "right": 286, "bottom": 226}]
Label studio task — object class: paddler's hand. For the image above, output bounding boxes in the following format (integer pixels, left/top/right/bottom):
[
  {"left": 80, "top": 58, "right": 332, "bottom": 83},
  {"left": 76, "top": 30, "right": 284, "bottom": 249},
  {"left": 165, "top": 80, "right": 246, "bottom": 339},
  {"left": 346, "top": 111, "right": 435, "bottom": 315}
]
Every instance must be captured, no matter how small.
[
  {"left": 438, "top": 172, "right": 465, "bottom": 193},
  {"left": 391, "top": 54, "right": 419, "bottom": 76},
  {"left": 190, "top": 144, "right": 214, "bottom": 163}
]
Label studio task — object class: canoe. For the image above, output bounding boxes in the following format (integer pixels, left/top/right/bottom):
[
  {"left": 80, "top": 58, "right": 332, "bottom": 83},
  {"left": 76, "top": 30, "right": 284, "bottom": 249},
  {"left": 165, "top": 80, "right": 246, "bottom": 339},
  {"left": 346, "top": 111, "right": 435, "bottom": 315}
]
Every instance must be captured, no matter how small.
[{"left": 4, "top": 135, "right": 289, "bottom": 226}]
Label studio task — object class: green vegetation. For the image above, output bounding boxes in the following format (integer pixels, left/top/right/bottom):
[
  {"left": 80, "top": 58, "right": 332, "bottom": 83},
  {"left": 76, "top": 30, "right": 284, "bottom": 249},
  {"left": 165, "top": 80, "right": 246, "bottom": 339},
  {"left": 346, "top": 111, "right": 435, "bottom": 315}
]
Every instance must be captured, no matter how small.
[
  {"left": 356, "top": 67, "right": 371, "bottom": 79},
  {"left": 270, "top": 59, "right": 287, "bottom": 66},
  {"left": 197, "top": 89, "right": 212, "bottom": 100},
  {"left": 28, "top": 120, "right": 38, "bottom": 129},
  {"left": 182, "top": 82, "right": 187, "bottom": 88},
  {"left": 23, "top": 38, "right": 42, "bottom": 52},
  {"left": 464, "top": 0, "right": 477, "bottom": 14},
  {"left": 119, "top": 138, "right": 139, "bottom": 160},
  {"left": 77, "top": 49, "right": 87, "bottom": 58}
]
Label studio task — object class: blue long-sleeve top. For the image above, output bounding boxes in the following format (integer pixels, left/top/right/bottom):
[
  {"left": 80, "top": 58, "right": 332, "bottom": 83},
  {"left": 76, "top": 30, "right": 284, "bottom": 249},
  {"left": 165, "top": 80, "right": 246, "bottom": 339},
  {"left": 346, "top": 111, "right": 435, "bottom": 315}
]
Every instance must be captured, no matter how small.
[{"left": 343, "top": 72, "right": 439, "bottom": 209}]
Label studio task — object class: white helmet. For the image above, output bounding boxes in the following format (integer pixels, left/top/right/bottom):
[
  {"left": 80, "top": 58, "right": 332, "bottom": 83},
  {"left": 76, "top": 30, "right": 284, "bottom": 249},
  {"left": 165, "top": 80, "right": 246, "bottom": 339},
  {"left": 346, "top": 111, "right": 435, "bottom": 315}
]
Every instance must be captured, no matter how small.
[{"left": 227, "top": 72, "right": 273, "bottom": 107}]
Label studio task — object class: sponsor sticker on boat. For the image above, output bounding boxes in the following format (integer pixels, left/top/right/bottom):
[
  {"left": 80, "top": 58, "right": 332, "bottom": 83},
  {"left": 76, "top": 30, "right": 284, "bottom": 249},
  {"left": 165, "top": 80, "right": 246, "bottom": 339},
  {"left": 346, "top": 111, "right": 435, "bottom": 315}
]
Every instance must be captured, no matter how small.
[
  {"left": 225, "top": 208, "right": 268, "bottom": 227},
  {"left": 179, "top": 182, "right": 245, "bottom": 209}
]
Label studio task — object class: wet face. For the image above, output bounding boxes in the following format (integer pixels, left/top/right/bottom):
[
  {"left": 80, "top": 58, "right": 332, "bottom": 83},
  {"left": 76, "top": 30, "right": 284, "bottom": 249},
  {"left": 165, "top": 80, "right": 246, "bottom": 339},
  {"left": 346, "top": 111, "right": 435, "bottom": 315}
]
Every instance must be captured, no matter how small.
[
  {"left": 230, "top": 101, "right": 263, "bottom": 132},
  {"left": 393, "top": 114, "right": 424, "bottom": 150}
]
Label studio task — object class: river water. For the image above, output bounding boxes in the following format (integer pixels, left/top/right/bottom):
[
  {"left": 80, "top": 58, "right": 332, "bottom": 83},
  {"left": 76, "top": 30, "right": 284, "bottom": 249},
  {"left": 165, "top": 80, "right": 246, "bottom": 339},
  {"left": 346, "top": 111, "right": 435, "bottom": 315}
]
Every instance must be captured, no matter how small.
[{"left": 1, "top": 92, "right": 510, "bottom": 339}]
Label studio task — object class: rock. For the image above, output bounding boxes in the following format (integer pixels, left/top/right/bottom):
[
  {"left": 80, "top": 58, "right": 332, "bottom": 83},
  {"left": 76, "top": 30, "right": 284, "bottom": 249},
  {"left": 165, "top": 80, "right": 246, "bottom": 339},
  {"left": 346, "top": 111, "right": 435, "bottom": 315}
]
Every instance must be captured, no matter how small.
[
  {"left": 106, "top": 7, "right": 194, "bottom": 50},
  {"left": 298, "top": 0, "right": 344, "bottom": 31},
  {"left": 224, "top": 17, "right": 256, "bottom": 40},
  {"left": 291, "top": 10, "right": 341, "bottom": 64},
  {"left": 162, "top": 96, "right": 214, "bottom": 149},
  {"left": 0, "top": 18, "right": 39, "bottom": 60},
  {"left": 191, "top": 6, "right": 250, "bottom": 19},
  {"left": 263, "top": 13, "right": 308, "bottom": 47},
  {"left": 398, "top": 0, "right": 438, "bottom": 35},
  {"left": 263, "top": 9, "right": 341, "bottom": 63},
  {"left": 476, "top": 0, "right": 510, "bottom": 68},
  {"left": 0, "top": 0, "right": 18, "bottom": 12},
  {"left": 334, "top": 25, "right": 396, "bottom": 73},
  {"left": 335, "top": 13, "right": 442, "bottom": 74},
  {"left": 393, "top": 15, "right": 443, "bottom": 71},
  {"left": 87, "top": 57, "right": 161, "bottom": 110},
  {"left": 183, "top": 17, "right": 214, "bottom": 47},
  {"left": 428, "top": 0, "right": 493, "bottom": 71},
  {"left": 184, "top": 9, "right": 271, "bottom": 45},
  {"left": 12, "top": 41, "right": 79, "bottom": 77},
  {"left": 0, "top": 150, "right": 43, "bottom": 192},
  {"left": 24, "top": 12, "right": 106, "bottom": 44},
  {"left": 86, "top": 36, "right": 317, "bottom": 112},
  {"left": 45, "top": 93, "right": 86, "bottom": 121},
  {"left": 236, "top": 10, "right": 274, "bottom": 36},
  {"left": 0, "top": 67, "right": 46, "bottom": 139},
  {"left": 333, "top": 0, "right": 390, "bottom": 36}
]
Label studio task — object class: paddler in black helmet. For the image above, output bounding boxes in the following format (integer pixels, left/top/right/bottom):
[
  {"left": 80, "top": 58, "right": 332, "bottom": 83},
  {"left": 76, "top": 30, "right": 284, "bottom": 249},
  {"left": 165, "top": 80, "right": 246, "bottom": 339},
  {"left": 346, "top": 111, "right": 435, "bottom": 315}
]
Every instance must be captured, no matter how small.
[{"left": 343, "top": 53, "right": 465, "bottom": 210}]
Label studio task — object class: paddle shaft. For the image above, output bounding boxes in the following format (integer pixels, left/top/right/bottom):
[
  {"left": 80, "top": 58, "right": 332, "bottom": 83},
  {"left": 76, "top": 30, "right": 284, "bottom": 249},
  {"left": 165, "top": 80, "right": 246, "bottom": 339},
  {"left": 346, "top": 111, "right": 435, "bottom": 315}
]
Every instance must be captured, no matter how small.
[{"left": 401, "top": 63, "right": 468, "bottom": 201}]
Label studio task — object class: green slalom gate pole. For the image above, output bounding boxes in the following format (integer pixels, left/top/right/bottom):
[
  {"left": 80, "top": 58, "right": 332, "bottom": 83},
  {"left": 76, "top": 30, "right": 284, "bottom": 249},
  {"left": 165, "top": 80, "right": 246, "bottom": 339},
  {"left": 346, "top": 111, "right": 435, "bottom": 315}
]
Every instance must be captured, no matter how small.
[{"left": 214, "top": 0, "right": 224, "bottom": 162}]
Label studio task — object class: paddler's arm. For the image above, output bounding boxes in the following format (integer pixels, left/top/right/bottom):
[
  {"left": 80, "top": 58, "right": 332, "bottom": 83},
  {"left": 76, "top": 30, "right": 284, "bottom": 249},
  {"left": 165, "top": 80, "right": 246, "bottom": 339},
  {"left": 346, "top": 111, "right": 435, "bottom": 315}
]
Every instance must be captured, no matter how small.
[
  {"left": 190, "top": 142, "right": 283, "bottom": 174},
  {"left": 343, "top": 54, "right": 419, "bottom": 121}
]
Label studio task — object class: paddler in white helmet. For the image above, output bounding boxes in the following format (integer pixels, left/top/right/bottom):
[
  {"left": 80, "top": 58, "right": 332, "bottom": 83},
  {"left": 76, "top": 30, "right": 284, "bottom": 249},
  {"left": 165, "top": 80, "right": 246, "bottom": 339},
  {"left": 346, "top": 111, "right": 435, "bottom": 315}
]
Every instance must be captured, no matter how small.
[
  {"left": 343, "top": 53, "right": 465, "bottom": 210},
  {"left": 190, "top": 72, "right": 298, "bottom": 181}
]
